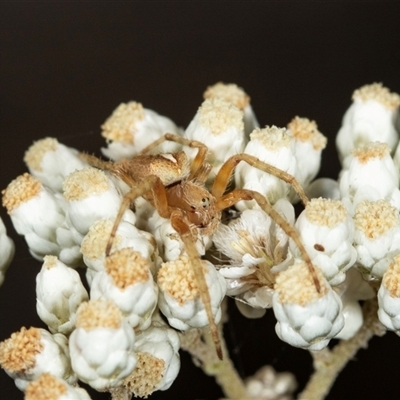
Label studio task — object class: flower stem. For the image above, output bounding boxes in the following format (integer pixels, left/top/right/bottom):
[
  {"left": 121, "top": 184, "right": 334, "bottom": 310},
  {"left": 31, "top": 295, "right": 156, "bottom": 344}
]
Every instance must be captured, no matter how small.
[
  {"left": 298, "top": 298, "right": 386, "bottom": 400},
  {"left": 179, "top": 319, "right": 247, "bottom": 399}
]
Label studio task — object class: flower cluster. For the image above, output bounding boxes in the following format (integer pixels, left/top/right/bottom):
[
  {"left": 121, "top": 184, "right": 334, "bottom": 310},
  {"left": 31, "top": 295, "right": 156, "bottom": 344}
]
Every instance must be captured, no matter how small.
[{"left": 1, "top": 81, "right": 400, "bottom": 399}]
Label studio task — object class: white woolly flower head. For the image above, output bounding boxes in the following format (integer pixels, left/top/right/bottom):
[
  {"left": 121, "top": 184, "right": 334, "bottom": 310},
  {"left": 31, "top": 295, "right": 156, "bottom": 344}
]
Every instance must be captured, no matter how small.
[
  {"left": 36, "top": 255, "right": 89, "bottom": 335},
  {"left": 333, "top": 268, "right": 375, "bottom": 340},
  {"left": 287, "top": 116, "right": 327, "bottom": 187},
  {"left": 339, "top": 142, "right": 400, "bottom": 214},
  {"left": 184, "top": 98, "right": 245, "bottom": 173},
  {"left": 25, "top": 373, "right": 91, "bottom": 400},
  {"left": 272, "top": 261, "right": 344, "bottom": 350},
  {"left": 24, "top": 137, "right": 88, "bottom": 192},
  {"left": 244, "top": 365, "right": 297, "bottom": 400},
  {"left": 2, "top": 173, "right": 66, "bottom": 261},
  {"left": 80, "top": 218, "right": 158, "bottom": 275},
  {"left": 291, "top": 198, "right": 356, "bottom": 286},
  {"left": 0, "top": 327, "right": 76, "bottom": 391},
  {"left": 63, "top": 166, "right": 136, "bottom": 238},
  {"left": 378, "top": 254, "right": 400, "bottom": 333},
  {"left": 69, "top": 299, "right": 137, "bottom": 391},
  {"left": 101, "top": 101, "right": 183, "bottom": 160},
  {"left": 0, "top": 216, "right": 14, "bottom": 286},
  {"left": 157, "top": 255, "right": 226, "bottom": 330},
  {"left": 214, "top": 199, "right": 295, "bottom": 312},
  {"left": 353, "top": 200, "right": 400, "bottom": 279},
  {"left": 235, "top": 126, "right": 299, "bottom": 208},
  {"left": 123, "top": 324, "right": 180, "bottom": 397},
  {"left": 90, "top": 248, "right": 158, "bottom": 330},
  {"left": 203, "top": 81, "right": 259, "bottom": 135},
  {"left": 336, "top": 83, "right": 400, "bottom": 163}
]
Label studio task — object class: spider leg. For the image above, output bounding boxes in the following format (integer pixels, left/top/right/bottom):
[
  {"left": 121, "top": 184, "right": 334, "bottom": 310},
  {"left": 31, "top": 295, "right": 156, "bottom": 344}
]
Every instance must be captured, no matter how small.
[
  {"left": 212, "top": 153, "right": 309, "bottom": 205},
  {"left": 105, "top": 175, "right": 169, "bottom": 255},
  {"left": 139, "top": 133, "right": 210, "bottom": 181},
  {"left": 170, "top": 210, "right": 223, "bottom": 360},
  {"left": 216, "top": 189, "right": 321, "bottom": 293}
]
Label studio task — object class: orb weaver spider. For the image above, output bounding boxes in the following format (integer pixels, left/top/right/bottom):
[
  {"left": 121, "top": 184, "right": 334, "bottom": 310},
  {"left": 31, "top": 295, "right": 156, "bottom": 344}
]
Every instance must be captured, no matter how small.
[{"left": 82, "top": 133, "right": 320, "bottom": 360}]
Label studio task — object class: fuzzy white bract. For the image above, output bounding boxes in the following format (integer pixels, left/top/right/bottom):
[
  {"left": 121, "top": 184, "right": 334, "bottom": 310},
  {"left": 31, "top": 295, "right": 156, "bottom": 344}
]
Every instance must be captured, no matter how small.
[
  {"left": 69, "top": 300, "right": 136, "bottom": 390},
  {"left": 101, "top": 101, "right": 183, "bottom": 160},
  {"left": 339, "top": 142, "right": 400, "bottom": 214},
  {"left": 2, "top": 173, "right": 68, "bottom": 262},
  {"left": 353, "top": 200, "right": 400, "bottom": 279},
  {"left": 24, "top": 137, "right": 88, "bottom": 193},
  {"left": 24, "top": 373, "right": 91, "bottom": 400},
  {"left": 36, "top": 255, "right": 89, "bottom": 335},
  {"left": 157, "top": 256, "right": 226, "bottom": 330},
  {"left": 203, "top": 81, "right": 259, "bottom": 136},
  {"left": 123, "top": 324, "right": 180, "bottom": 397},
  {"left": 290, "top": 198, "right": 356, "bottom": 286},
  {"left": 336, "top": 83, "right": 400, "bottom": 164},
  {"left": 0, "top": 216, "right": 14, "bottom": 286},
  {"left": 235, "top": 126, "right": 299, "bottom": 209},
  {"left": 184, "top": 98, "right": 245, "bottom": 174},
  {"left": 0, "top": 327, "right": 76, "bottom": 391},
  {"left": 378, "top": 254, "right": 400, "bottom": 334},
  {"left": 90, "top": 248, "right": 158, "bottom": 330},
  {"left": 287, "top": 116, "right": 327, "bottom": 188},
  {"left": 273, "top": 262, "right": 344, "bottom": 350}
]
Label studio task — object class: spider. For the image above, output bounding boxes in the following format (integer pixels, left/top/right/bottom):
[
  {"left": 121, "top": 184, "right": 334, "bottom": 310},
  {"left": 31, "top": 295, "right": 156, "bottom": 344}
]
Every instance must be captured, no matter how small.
[{"left": 82, "top": 133, "right": 320, "bottom": 360}]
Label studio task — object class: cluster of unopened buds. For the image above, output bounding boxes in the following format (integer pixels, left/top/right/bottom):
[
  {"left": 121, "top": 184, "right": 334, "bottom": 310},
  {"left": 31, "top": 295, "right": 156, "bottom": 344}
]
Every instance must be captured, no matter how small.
[{"left": 1, "top": 81, "right": 400, "bottom": 399}]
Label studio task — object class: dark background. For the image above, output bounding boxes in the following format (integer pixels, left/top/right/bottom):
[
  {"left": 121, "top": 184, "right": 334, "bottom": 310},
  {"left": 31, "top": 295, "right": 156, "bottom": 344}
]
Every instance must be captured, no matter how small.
[{"left": 1, "top": 2, "right": 400, "bottom": 399}]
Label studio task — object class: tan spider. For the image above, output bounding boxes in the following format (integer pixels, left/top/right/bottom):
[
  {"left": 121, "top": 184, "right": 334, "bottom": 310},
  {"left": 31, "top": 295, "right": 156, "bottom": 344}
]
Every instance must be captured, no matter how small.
[{"left": 82, "top": 133, "right": 320, "bottom": 360}]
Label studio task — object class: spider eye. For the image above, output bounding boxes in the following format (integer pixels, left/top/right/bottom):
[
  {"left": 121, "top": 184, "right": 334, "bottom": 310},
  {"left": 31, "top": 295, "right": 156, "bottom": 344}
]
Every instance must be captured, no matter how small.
[
  {"left": 201, "top": 197, "right": 210, "bottom": 208},
  {"left": 190, "top": 205, "right": 196, "bottom": 210}
]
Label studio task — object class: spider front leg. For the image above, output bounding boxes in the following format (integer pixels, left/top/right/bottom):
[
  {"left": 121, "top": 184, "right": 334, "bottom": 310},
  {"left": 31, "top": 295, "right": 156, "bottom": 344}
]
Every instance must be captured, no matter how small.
[
  {"left": 105, "top": 175, "right": 169, "bottom": 255},
  {"left": 170, "top": 210, "right": 223, "bottom": 360},
  {"left": 213, "top": 153, "right": 320, "bottom": 292},
  {"left": 212, "top": 153, "right": 309, "bottom": 206}
]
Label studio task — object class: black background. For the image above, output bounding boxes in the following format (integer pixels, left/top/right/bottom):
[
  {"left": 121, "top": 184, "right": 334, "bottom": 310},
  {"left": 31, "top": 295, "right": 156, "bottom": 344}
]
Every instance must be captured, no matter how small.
[{"left": 1, "top": 2, "right": 400, "bottom": 399}]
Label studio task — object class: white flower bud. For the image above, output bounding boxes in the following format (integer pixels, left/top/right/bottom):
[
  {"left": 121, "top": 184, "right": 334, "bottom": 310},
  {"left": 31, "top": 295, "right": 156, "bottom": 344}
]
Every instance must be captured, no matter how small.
[
  {"left": 273, "top": 262, "right": 344, "bottom": 350},
  {"left": 63, "top": 167, "right": 136, "bottom": 239},
  {"left": 2, "top": 173, "right": 66, "bottom": 261},
  {"left": 291, "top": 198, "right": 356, "bottom": 286},
  {"left": 287, "top": 116, "right": 327, "bottom": 187},
  {"left": 0, "top": 216, "right": 14, "bottom": 286},
  {"left": 69, "top": 300, "right": 136, "bottom": 390},
  {"left": 245, "top": 365, "right": 297, "bottom": 400},
  {"left": 305, "top": 178, "right": 340, "bottom": 201},
  {"left": 353, "top": 200, "right": 400, "bottom": 279},
  {"left": 124, "top": 324, "right": 180, "bottom": 397},
  {"left": 339, "top": 142, "right": 400, "bottom": 214},
  {"left": 153, "top": 217, "right": 211, "bottom": 261},
  {"left": 235, "top": 126, "right": 299, "bottom": 209},
  {"left": 90, "top": 248, "right": 158, "bottom": 330},
  {"left": 24, "top": 137, "right": 88, "bottom": 192},
  {"left": 0, "top": 327, "right": 76, "bottom": 391},
  {"left": 184, "top": 98, "right": 245, "bottom": 173},
  {"left": 334, "top": 268, "right": 374, "bottom": 340},
  {"left": 203, "top": 82, "right": 259, "bottom": 136},
  {"left": 336, "top": 83, "right": 400, "bottom": 163},
  {"left": 157, "top": 256, "right": 226, "bottom": 330},
  {"left": 25, "top": 373, "right": 91, "bottom": 400},
  {"left": 36, "top": 256, "right": 89, "bottom": 335},
  {"left": 378, "top": 254, "right": 400, "bottom": 333},
  {"left": 101, "top": 101, "right": 183, "bottom": 160},
  {"left": 80, "top": 218, "right": 158, "bottom": 274}
]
